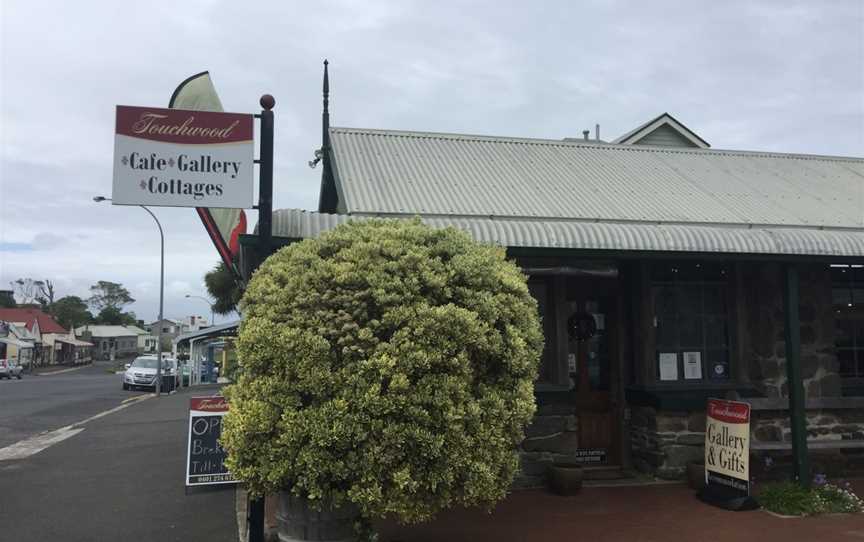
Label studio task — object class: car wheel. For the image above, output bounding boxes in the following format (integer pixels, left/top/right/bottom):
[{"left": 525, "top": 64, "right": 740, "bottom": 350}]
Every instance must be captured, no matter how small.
[
  {"left": 123, "top": 382, "right": 129, "bottom": 390},
  {"left": 16, "top": 374, "right": 22, "bottom": 380}
]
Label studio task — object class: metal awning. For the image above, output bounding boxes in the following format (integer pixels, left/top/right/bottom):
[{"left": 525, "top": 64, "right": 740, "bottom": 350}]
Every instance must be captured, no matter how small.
[
  {"left": 0, "top": 337, "right": 34, "bottom": 348},
  {"left": 173, "top": 321, "right": 240, "bottom": 346},
  {"left": 56, "top": 338, "right": 94, "bottom": 347},
  {"left": 268, "top": 209, "right": 864, "bottom": 259}
]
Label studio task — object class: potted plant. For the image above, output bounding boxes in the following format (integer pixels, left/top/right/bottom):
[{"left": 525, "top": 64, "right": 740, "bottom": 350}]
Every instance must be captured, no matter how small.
[{"left": 221, "top": 219, "right": 544, "bottom": 541}]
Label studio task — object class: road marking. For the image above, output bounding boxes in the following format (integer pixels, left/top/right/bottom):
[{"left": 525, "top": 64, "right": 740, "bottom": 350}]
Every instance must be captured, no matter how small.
[
  {"left": 0, "top": 393, "right": 155, "bottom": 462},
  {"left": 0, "top": 426, "right": 85, "bottom": 461},
  {"left": 36, "top": 365, "right": 91, "bottom": 376}
]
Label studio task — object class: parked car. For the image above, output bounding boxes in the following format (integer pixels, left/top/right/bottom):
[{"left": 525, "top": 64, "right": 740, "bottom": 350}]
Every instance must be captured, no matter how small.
[
  {"left": 122, "top": 356, "right": 178, "bottom": 391},
  {"left": 0, "top": 359, "right": 23, "bottom": 380}
]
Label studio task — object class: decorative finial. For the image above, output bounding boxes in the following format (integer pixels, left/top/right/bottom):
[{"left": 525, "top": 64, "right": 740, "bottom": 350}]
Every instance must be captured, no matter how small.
[
  {"left": 323, "top": 59, "right": 330, "bottom": 113},
  {"left": 260, "top": 94, "right": 275, "bottom": 110}
]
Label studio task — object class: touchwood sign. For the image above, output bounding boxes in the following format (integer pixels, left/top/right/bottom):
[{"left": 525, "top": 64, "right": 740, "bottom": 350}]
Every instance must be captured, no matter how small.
[{"left": 112, "top": 105, "right": 254, "bottom": 208}]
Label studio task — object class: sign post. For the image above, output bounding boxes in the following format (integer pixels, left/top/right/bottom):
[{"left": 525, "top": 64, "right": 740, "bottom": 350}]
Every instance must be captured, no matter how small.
[
  {"left": 186, "top": 396, "right": 237, "bottom": 486},
  {"left": 698, "top": 398, "right": 757, "bottom": 510}
]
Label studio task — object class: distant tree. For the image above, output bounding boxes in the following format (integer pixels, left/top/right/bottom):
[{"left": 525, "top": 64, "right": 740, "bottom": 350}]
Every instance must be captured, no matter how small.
[
  {"left": 36, "top": 280, "right": 56, "bottom": 310},
  {"left": 0, "top": 290, "right": 16, "bottom": 308},
  {"left": 205, "top": 262, "right": 242, "bottom": 315},
  {"left": 88, "top": 281, "right": 134, "bottom": 312},
  {"left": 95, "top": 306, "right": 138, "bottom": 326},
  {"left": 52, "top": 296, "right": 93, "bottom": 330},
  {"left": 10, "top": 278, "right": 43, "bottom": 304}
]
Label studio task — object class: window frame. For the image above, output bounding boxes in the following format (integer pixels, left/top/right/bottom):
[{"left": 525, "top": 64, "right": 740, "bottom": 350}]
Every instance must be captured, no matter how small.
[
  {"left": 831, "top": 264, "right": 864, "bottom": 388},
  {"left": 642, "top": 260, "right": 740, "bottom": 389}
]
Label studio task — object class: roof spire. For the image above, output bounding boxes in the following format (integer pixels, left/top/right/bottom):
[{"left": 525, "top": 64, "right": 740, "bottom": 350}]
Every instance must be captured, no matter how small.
[{"left": 322, "top": 59, "right": 330, "bottom": 148}]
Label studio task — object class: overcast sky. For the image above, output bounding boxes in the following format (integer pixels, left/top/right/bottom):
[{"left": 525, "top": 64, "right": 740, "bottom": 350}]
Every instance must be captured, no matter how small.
[{"left": 1, "top": 0, "right": 862, "bottom": 323}]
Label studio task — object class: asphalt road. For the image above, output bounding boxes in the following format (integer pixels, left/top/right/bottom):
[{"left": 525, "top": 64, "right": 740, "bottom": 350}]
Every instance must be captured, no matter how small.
[
  {"left": 0, "top": 364, "right": 237, "bottom": 542},
  {"left": 0, "top": 362, "right": 145, "bottom": 448}
]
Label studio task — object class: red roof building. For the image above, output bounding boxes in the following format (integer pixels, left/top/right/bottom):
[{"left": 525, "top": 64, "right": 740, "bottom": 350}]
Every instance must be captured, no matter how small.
[{"left": 0, "top": 308, "right": 68, "bottom": 334}]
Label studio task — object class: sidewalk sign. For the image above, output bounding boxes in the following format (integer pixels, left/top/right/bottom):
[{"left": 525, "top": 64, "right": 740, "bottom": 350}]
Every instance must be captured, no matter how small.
[
  {"left": 113, "top": 105, "right": 254, "bottom": 208},
  {"left": 697, "top": 398, "right": 758, "bottom": 510},
  {"left": 186, "top": 396, "right": 237, "bottom": 486}
]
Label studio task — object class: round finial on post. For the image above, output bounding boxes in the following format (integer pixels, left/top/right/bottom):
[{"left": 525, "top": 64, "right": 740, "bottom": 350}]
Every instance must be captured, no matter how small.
[{"left": 260, "top": 94, "right": 275, "bottom": 111}]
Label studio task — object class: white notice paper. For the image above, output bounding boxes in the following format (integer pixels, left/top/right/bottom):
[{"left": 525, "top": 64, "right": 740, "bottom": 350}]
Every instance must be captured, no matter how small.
[
  {"left": 683, "top": 351, "right": 702, "bottom": 380},
  {"left": 659, "top": 353, "right": 678, "bottom": 381}
]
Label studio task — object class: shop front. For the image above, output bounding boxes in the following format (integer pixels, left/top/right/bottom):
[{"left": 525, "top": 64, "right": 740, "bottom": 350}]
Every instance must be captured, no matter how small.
[{"left": 236, "top": 88, "right": 864, "bottom": 483}]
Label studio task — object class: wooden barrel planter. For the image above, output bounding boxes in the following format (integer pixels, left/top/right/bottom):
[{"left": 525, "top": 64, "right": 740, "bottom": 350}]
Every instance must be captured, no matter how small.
[
  {"left": 548, "top": 464, "right": 584, "bottom": 496},
  {"left": 276, "top": 492, "right": 359, "bottom": 542}
]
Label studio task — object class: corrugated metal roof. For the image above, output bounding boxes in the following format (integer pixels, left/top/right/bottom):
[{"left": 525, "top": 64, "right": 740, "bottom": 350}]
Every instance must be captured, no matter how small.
[
  {"left": 328, "top": 127, "right": 864, "bottom": 229},
  {"left": 74, "top": 325, "right": 146, "bottom": 338},
  {"left": 271, "top": 209, "right": 864, "bottom": 258}
]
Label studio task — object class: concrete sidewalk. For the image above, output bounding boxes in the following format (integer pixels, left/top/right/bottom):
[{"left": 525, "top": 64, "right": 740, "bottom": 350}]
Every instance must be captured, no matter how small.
[{"left": 375, "top": 481, "right": 864, "bottom": 542}]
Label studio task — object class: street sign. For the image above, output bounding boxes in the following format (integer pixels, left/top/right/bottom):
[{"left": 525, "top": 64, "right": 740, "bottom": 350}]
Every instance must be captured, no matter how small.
[
  {"left": 186, "top": 396, "right": 237, "bottom": 486},
  {"left": 698, "top": 398, "right": 756, "bottom": 510},
  {"left": 113, "top": 105, "right": 254, "bottom": 208}
]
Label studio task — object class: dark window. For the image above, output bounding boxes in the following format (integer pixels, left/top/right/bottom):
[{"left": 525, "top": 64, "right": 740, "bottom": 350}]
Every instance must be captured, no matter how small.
[
  {"left": 651, "top": 262, "right": 731, "bottom": 383},
  {"left": 528, "top": 279, "right": 557, "bottom": 385},
  {"left": 832, "top": 264, "right": 864, "bottom": 380}
]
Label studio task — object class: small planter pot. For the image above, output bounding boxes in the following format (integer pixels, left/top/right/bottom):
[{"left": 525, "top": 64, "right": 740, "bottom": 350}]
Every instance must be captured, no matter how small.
[
  {"left": 687, "top": 462, "right": 706, "bottom": 491},
  {"left": 276, "top": 491, "right": 359, "bottom": 542},
  {"left": 548, "top": 464, "right": 584, "bottom": 496}
]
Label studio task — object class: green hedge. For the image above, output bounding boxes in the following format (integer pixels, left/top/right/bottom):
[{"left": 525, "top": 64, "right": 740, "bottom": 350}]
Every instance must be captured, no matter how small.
[{"left": 221, "top": 219, "right": 543, "bottom": 523}]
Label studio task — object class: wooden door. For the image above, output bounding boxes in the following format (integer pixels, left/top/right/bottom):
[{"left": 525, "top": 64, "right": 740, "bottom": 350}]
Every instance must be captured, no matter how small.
[{"left": 566, "top": 280, "right": 619, "bottom": 463}]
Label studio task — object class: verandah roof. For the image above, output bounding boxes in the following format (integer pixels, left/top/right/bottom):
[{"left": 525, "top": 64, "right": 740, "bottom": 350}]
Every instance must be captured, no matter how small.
[{"left": 269, "top": 209, "right": 864, "bottom": 259}]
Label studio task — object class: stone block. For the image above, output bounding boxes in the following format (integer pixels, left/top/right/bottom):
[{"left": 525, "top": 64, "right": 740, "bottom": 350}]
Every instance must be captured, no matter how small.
[
  {"left": 759, "top": 359, "right": 783, "bottom": 380},
  {"left": 831, "top": 425, "right": 863, "bottom": 435},
  {"left": 519, "top": 453, "right": 552, "bottom": 477},
  {"left": 820, "top": 373, "right": 842, "bottom": 397},
  {"left": 525, "top": 416, "right": 570, "bottom": 438},
  {"left": 663, "top": 445, "right": 704, "bottom": 469},
  {"left": 536, "top": 403, "right": 577, "bottom": 416},
  {"left": 800, "top": 354, "right": 819, "bottom": 379},
  {"left": 688, "top": 412, "right": 706, "bottom": 432},
  {"left": 631, "top": 407, "right": 657, "bottom": 430},
  {"left": 522, "top": 431, "right": 580, "bottom": 454},
  {"left": 676, "top": 433, "right": 704, "bottom": 446},
  {"left": 656, "top": 466, "right": 686, "bottom": 480},
  {"left": 656, "top": 415, "right": 687, "bottom": 433},
  {"left": 753, "top": 424, "right": 782, "bottom": 442}
]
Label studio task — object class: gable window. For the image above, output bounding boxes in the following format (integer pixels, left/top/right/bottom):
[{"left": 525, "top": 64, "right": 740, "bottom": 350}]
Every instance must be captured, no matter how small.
[
  {"left": 651, "top": 262, "right": 732, "bottom": 383},
  {"left": 832, "top": 264, "right": 864, "bottom": 382}
]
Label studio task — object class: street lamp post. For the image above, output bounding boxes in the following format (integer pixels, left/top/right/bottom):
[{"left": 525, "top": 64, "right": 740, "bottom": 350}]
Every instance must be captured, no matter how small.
[
  {"left": 93, "top": 196, "right": 164, "bottom": 396},
  {"left": 185, "top": 294, "right": 215, "bottom": 326}
]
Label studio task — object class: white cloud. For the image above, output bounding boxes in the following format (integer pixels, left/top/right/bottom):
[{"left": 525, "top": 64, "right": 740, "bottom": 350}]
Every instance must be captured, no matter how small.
[{"left": 1, "top": 0, "right": 862, "bottom": 322}]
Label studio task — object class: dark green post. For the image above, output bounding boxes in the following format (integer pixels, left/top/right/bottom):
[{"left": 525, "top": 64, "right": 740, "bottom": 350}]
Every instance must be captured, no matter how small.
[{"left": 782, "top": 263, "right": 810, "bottom": 487}]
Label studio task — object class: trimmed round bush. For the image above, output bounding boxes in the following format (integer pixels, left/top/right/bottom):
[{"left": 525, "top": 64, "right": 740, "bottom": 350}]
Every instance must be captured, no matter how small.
[{"left": 221, "top": 219, "right": 543, "bottom": 523}]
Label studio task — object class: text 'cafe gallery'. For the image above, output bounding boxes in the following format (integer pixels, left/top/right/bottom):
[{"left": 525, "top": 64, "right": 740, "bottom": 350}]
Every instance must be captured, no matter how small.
[{"left": 238, "top": 84, "right": 864, "bottom": 485}]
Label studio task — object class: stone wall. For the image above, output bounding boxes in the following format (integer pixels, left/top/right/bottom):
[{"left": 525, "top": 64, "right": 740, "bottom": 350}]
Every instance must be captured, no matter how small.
[
  {"left": 743, "top": 263, "right": 841, "bottom": 400},
  {"left": 516, "top": 402, "right": 580, "bottom": 488},
  {"left": 630, "top": 407, "right": 705, "bottom": 479},
  {"left": 628, "top": 263, "right": 864, "bottom": 480}
]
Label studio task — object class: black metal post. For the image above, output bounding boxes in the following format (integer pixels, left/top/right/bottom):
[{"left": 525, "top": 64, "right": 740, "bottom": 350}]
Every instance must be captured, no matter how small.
[
  {"left": 782, "top": 263, "right": 810, "bottom": 487},
  {"left": 258, "top": 95, "right": 275, "bottom": 257},
  {"left": 248, "top": 495, "right": 265, "bottom": 542}
]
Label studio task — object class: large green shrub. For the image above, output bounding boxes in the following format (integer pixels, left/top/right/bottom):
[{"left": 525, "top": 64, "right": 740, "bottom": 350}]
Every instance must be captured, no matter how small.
[{"left": 221, "top": 219, "right": 543, "bottom": 523}]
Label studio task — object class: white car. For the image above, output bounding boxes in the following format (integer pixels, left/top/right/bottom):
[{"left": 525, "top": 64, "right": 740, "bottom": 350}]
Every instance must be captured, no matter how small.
[
  {"left": 0, "top": 359, "right": 23, "bottom": 380},
  {"left": 123, "top": 356, "right": 178, "bottom": 391}
]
